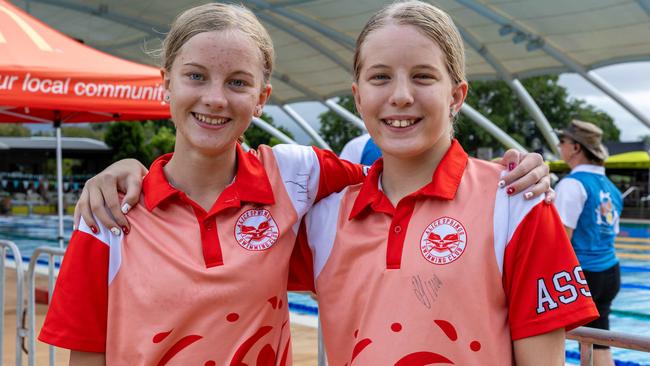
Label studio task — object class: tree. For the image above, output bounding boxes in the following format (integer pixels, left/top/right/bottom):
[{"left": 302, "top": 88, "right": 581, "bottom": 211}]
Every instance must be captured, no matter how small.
[
  {"left": 103, "top": 122, "right": 150, "bottom": 165},
  {"left": 0, "top": 123, "right": 30, "bottom": 137},
  {"left": 243, "top": 112, "right": 294, "bottom": 149},
  {"left": 148, "top": 126, "right": 176, "bottom": 159},
  {"left": 318, "top": 95, "right": 363, "bottom": 153},
  {"left": 62, "top": 126, "right": 104, "bottom": 140}
]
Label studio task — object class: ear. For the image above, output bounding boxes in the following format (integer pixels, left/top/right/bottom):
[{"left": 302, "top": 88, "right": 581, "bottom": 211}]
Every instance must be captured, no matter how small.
[
  {"left": 161, "top": 69, "right": 171, "bottom": 101},
  {"left": 352, "top": 82, "right": 363, "bottom": 116},
  {"left": 449, "top": 80, "right": 468, "bottom": 115},
  {"left": 255, "top": 83, "right": 273, "bottom": 116}
]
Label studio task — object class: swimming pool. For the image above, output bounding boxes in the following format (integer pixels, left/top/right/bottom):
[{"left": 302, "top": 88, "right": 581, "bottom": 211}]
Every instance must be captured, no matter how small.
[{"left": 2, "top": 215, "right": 649, "bottom": 364}]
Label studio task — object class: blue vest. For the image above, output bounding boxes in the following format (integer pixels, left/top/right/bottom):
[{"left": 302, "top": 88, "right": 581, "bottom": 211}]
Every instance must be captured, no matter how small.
[
  {"left": 360, "top": 138, "right": 382, "bottom": 166},
  {"left": 568, "top": 171, "right": 622, "bottom": 272}
]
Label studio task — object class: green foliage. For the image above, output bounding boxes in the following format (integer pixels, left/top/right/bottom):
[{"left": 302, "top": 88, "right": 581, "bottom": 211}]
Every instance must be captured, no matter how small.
[
  {"left": 148, "top": 126, "right": 176, "bottom": 158},
  {"left": 455, "top": 76, "right": 619, "bottom": 155},
  {"left": 0, "top": 123, "right": 30, "bottom": 136},
  {"left": 318, "top": 96, "right": 363, "bottom": 153},
  {"left": 243, "top": 112, "right": 294, "bottom": 149},
  {"left": 104, "top": 120, "right": 176, "bottom": 166},
  {"left": 62, "top": 126, "right": 104, "bottom": 140},
  {"left": 104, "top": 122, "right": 150, "bottom": 165}
]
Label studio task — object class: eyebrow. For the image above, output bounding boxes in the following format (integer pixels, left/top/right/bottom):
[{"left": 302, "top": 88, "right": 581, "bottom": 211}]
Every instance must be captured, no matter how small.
[
  {"left": 366, "top": 64, "right": 442, "bottom": 72},
  {"left": 182, "top": 63, "right": 256, "bottom": 78}
]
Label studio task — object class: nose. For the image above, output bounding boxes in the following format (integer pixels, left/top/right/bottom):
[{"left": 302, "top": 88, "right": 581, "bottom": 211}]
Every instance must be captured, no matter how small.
[
  {"left": 389, "top": 75, "right": 414, "bottom": 107},
  {"left": 203, "top": 83, "right": 228, "bottom": 109}
]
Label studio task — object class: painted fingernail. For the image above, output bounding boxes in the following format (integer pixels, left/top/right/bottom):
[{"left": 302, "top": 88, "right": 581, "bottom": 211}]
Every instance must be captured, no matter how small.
[
  {"left": 508, "top": 162, "right": 516, "bottom": 171},
  {"left": 110, "top": 227, "right": 121, "bottom": 236},
  {"left": 90, "top": 225, "right": 99, "bottom": 234},
  {"left": 506, "top": 187, "right": 515, "bottom": 195},
  {"left": 122, "top": 226, "right": 130, "bottom": 235},
  {"left": 498, "top": 180, "right": 506, "bottom": 188},
  {"left": 524, "top": 192, "right": 533, "bottom": 199},
  {"left": 121, "top": 203, "right": 131, "bottom": 214}
]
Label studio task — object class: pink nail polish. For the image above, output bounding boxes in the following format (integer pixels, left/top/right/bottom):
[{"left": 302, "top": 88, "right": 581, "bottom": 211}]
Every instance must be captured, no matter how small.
[
  {"left": 508, "top": 162, "right": 516, "bottom": 171},
  {"left": 90, "top": 225, "right": 99, "bottom": 234},
  {"left": 507, "top": 187, "right": 515, "bottom": 195}
]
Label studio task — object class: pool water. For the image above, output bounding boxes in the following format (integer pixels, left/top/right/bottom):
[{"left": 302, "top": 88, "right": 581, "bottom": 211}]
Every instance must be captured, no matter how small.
[{"left": 2, "top": 215, "right": 649, "bottom": 364}]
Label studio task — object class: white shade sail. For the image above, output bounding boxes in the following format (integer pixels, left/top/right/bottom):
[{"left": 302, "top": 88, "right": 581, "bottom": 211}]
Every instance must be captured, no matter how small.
[{"left": 9, "top": 0, "right": 650, "bottom": 105}]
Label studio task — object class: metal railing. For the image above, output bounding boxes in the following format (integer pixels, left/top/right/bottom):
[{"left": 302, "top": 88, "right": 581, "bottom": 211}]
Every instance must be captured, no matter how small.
[
  {"left": 566, "top": 327, "right": 650, "bottom": 366},
  {"left": 1, "top": 240, "right": 25, "bottom": 366},
  {"left": 25, "top": 246, "right": 65, "bottom": 366}
]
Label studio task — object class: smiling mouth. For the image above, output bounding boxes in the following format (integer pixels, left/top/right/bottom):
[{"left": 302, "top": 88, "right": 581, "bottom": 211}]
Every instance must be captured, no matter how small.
[
  {"left": 381, "top": 118, "right": 422, "bottom": 128},
  {"left": 192, "top": 112, "right": 230, "bottom": 126}
]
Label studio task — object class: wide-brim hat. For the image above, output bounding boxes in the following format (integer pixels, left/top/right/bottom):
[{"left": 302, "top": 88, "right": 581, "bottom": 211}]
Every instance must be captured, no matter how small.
[{"left": 555, "top": 119, "right": 609, "bottom": 161}]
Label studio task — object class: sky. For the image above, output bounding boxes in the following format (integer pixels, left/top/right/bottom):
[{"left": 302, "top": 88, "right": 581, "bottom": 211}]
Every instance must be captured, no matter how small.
[{"left": 26, "top": 62, "right": 650, "bottom": 146}]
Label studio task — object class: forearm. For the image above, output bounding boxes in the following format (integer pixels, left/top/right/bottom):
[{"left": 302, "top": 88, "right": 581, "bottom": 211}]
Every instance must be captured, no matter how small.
[
  {"left": 513, "top": 328, "right": 566, "bottom": 366},
  {"left": 69, "top": 350, "right": 105, "bottom": 366}
]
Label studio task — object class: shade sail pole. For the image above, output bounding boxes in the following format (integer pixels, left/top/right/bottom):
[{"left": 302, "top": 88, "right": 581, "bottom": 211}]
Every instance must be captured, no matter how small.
[
  {"left": 282, "top": 105, "right": 332, "bottom": 150},
  {"left": 54, "top": 116, "right": 64, "bottom": 248},
  {"left": 323, "top": 99, "right": 367, "bottom": 132},
  {"left": 460, "top": 104, "right": 527, "bottom": 152},
  {"left": 456, "top": 0, "right": 650, "bottom": 130},
  {"left": 458, "top": 27, "right": 559, "bottom": 155},
  {"left": 251, "top": 117, "right": 298, "bottom": 145}
]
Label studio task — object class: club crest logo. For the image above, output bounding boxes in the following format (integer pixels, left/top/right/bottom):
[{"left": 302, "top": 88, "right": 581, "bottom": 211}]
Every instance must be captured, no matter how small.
[
  {"left": 420, "top": 216, "right": 467, "bottom": 265},
  {"left": 234, "top": 209, "right": 279, "bottom": 251}
]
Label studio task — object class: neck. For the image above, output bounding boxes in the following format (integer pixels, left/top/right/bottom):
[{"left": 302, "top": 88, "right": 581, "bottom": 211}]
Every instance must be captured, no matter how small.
[
  {"left": 568, "top": 154, "right": 592, "bottom": 170},
  {"left": 164, "top": 144, "right": 238, "bottom": 211},
  {"left": 381, "top": 138, "right": 452, "bottom": 206}
]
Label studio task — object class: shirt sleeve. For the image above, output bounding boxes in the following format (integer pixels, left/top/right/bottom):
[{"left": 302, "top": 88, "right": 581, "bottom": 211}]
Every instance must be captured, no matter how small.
[
  {"left": 38, "top": 229, "right": 109, "bottom": 352},
  {"left": 313, "top": 146, "right": 365, "bottom": 201},
  {"left": 553, "top": 178, "right": 587, "bottom": 229},
  {"left": 503, "top": 202, "right": 599, "bottom": 340}
]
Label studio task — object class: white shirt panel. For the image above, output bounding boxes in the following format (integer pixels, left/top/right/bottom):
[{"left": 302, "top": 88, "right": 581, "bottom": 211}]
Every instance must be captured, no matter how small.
[
  {"left": 304, "top": 188, "right": 347, "bottom": 278},
  {"left": 272, "top": 144, "right": 321, "bottom": 233},
  {"left": 339, "top": 134, "right": 371, "bottom": 164},
  {"left": 78, "top": 217, "right": 122, "bottom": 284}
]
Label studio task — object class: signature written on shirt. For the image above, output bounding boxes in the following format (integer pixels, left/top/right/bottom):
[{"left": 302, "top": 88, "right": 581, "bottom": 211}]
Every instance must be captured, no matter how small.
[{"left": 412, "top": 273, "right": 443, "bottom": 309}]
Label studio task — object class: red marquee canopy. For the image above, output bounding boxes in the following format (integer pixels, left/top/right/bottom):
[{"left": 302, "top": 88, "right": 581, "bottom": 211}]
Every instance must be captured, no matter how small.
[{"left": 0, "top": 0, "right": 169, "bottom": 123}]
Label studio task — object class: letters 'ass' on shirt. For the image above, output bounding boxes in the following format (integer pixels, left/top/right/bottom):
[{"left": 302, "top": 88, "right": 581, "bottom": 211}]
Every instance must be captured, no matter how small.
[
  {"left": 299, "top": 140, "right": 598, "bottom": 365},
  {"left": 39, "top": 144, "right": 364, "bottom": 365}
]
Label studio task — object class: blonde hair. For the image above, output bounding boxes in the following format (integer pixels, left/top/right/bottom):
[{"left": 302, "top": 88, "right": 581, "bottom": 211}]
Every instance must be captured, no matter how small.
[
  {"left": 161, "top": 3, "right": 274, "bottom": 83},
  {"left": 353, "top": 1, "right": 465, "bottom": 84}
]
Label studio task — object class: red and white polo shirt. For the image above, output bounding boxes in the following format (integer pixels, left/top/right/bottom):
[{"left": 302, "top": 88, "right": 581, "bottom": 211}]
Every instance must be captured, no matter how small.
[
  {"left": 39, "top": 143, "right": 363, "bottom": 365},
  {"left": 301, "top": 139, "right": 598, "bottom": 365}
]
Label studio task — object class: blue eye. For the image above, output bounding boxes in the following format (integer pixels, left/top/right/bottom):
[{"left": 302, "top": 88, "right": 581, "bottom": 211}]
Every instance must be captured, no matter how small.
[
  {"left": 229, "top": 79, "right": 248, "bottom": 87},
  {"left": 188, "top": 73, "right": 204, "bottom": 81},
  {"left": 371, "top": 74, "right": 390, "bottom": 80}
]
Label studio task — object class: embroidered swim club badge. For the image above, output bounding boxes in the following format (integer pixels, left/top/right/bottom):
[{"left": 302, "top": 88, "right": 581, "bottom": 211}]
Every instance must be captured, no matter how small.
[
  {"left": 420, "top": 216, "right": 467, "bottom": 265},
  {"left": 234, "top": 209, "right": 280, "bottom": 251}
]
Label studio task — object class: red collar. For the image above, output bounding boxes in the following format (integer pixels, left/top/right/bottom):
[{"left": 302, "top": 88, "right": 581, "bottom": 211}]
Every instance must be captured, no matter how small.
[
  {"left": 143, "top": 143, "right": 275, "bottom": 211},
  {"left": 349, "top": 139, "right": 468, "bottom": 219}
]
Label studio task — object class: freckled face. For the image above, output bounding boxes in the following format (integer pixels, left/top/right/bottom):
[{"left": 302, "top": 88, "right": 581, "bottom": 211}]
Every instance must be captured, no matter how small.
[
  {"left": 352, "top": 24, "right": 467, "bottom": 160},
  {"left": 163, "top": 30, "right": 270, "bottom": 156}
]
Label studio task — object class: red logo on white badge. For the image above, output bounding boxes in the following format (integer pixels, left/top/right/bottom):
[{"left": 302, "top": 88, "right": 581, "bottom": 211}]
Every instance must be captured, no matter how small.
[
  {"left": 234, "top": 209, "right": 279, "bottom": 251},
  {"left": 420, "top": 216, "right": 467, "bottom": 265}
]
